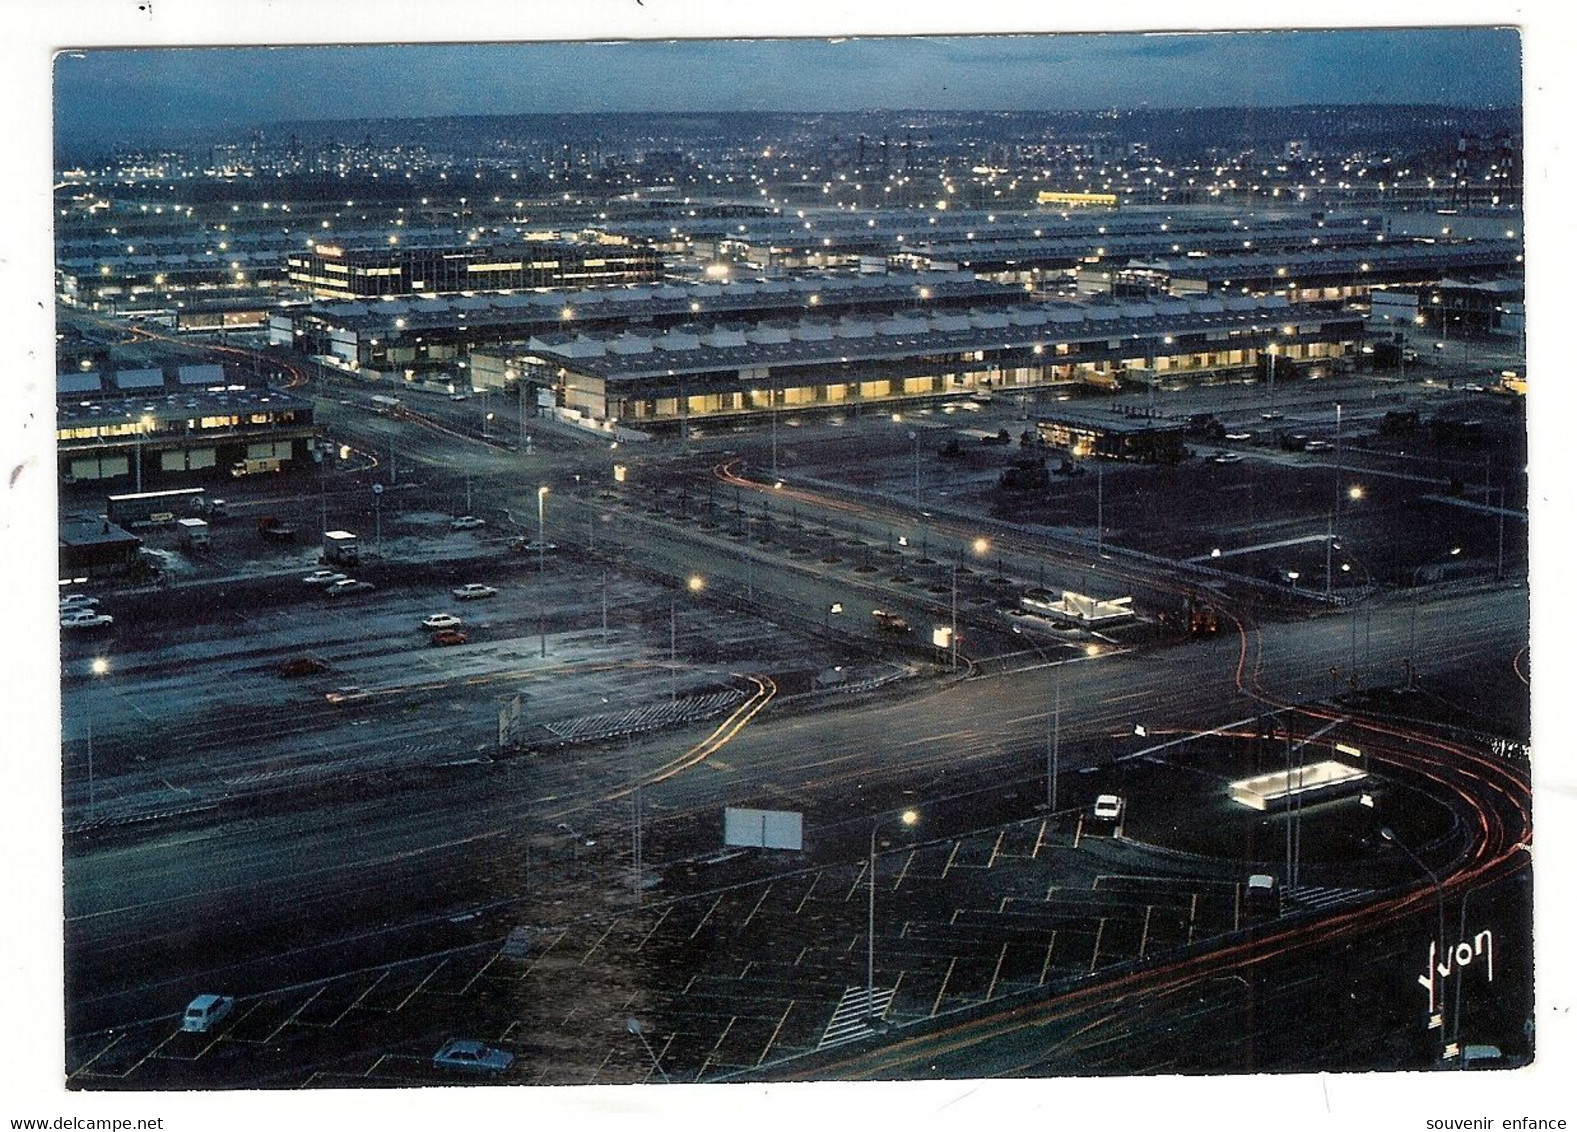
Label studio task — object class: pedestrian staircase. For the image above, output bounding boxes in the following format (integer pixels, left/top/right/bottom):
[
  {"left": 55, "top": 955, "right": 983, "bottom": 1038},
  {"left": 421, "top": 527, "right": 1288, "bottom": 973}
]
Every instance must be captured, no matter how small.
[
  {"left": 1285, "top": 885, "right": 1373, "bottom": 913},
  {"left": 818, "top": 986, "right": 896, "bottom": 1050},
  {"left": 545, "top": 689, "right": 743, "bottom": 743}
]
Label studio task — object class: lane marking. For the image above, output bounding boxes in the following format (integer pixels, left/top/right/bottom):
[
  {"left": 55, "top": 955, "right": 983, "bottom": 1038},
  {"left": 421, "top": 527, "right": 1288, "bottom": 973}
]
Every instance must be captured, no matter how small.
[
  {"left": 1038, "top": 933, "right": 1058, "bottom": 986},
  {"left": 931, "top": 957, "right": 957, "bottom": 1017},
  {"left": 986, "top": 943, "right": 1009, "bottom": 1000},
  {"left": 758, "top": 1002, "right": 795, "bottom": 1065}
]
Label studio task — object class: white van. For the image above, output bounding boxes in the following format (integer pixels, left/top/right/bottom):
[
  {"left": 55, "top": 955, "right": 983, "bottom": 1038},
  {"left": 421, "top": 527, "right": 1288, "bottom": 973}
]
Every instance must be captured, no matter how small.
[{"left": 182, "top": 994, "right": 235, "bottom": 1033}]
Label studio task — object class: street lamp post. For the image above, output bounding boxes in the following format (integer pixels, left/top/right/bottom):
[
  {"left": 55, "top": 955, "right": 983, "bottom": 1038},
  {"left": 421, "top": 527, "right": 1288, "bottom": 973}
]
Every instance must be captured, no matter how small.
[
  {"left": 908, "top": 430, "right": 920, "bottom": 513},
  {"left": 1381, "top": 826, "right": 1450, "bottom": 1060},
  {"left": 133, "top": 413, "right": 153, "bottom": 493},
  {"left": 1095, "top": 458, "right": 1104, "bottom": 556},
  {"left": 950, "top": 564, "right": 959, "bottom": 672},
  {"left": 372, "top": 483, "right": 384, "bottom": 555},
  {"left": 85, "top": 656, "right": 108, "bottom": 820},
  {"left": 1409, "top": 548, "right": 1461, "bottom": 686},
  {"left": 537, "top": 486, "right": 549, "bottom": 658},
  {"left": 1047, "top": 661, "right": 1063, "bottom": 811},
  {"left": 868, "top": 808, "right": 919, "bottom": 1026}
]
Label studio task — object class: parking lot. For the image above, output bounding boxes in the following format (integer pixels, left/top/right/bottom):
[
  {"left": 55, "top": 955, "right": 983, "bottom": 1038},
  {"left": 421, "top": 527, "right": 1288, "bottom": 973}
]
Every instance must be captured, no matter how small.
[{"left": 65, "top": 728, "right": 1416, "bottom": 1088}]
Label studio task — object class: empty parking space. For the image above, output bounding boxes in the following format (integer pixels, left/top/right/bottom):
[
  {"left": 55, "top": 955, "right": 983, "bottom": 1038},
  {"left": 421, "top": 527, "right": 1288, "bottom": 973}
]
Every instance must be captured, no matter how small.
[{"left": 69, "top": 808, "right": 1277, "bottom": 1085}]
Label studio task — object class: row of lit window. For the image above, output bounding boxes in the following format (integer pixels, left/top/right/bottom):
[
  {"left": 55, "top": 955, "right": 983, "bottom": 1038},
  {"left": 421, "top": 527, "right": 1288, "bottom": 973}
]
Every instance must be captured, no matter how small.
[{"left": 58, "top": 412, "right": 297, "bottom": 440}]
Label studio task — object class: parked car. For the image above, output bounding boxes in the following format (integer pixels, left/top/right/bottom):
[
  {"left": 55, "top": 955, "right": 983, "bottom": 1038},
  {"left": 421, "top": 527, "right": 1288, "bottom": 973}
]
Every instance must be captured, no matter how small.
[
  {"left": 452, "top": 583, "right": 498, "bottom": 601},
  {"left": 871, "top": 609, "right": 911, "bottom": 634},
  {"left": 433, "top": 1039, "right": 513, "bottom": 1074},
  {"left": 1223, "top": 432, "right": 1253, "bottom": 442},
  {"left": 1210, "top": 452, "right": 1243, "bottom": 464},
  {"left": 181, "top": 994, "right": 235, "bottom": 1033},
  {"left": 422, "top": 613, "right": 463, "bottom": 631},
  {"left": 61, "top": 610, "right": 114, "bottom": 630},
  {"left": 1093, "top": 794, "right": 1124, "bottom": 821},
  {"left": 302, "top": 569, "right": 349, "bottom": 587},
  {"left": 509, "top": 537, "right": 558, "bottom": 554},
  {"left": 430, "top": 629, "right": 469, "bottom": 647},
  {"left": 1304, "top": 439, "right": 1333, "bottom": 452},
  {"left": 324, "top": 685, "right": 366, "bottom": 704},
  {"left": 325, "top": 579, "right": 376, "bottom": 598},
  {"left": 1260, "top": 410, "right": 1285, "bottom": 421},
  {"left": 58, "top": 594, "right": 99, "bottom": 611},
  {"left": 451, "top": 515, "right": 487, "bottom": 531},
  {"left": 278, "top": 656, "right": 330, "bottom": 678},
  {"left": 448, "top": 393, "right": 469, "bottom": 402},
  {"left": 1245, "top": 873, "right": 1279, "bottom": 915}
]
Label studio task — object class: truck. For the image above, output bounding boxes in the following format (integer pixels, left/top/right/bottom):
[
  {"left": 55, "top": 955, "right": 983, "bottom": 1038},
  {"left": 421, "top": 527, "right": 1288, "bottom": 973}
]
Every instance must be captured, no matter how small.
[
  {"left": 231, "top": 457, "right": 283, "bottom": 478},
  {"left": 107, "top": 487, "right": 209, "bottom": 528},
  {"left": 322, "top": 530, "right": 360, "bottom": 566},
  {"left": 176, "top": 517, "right": 211, "bottom": 552}
]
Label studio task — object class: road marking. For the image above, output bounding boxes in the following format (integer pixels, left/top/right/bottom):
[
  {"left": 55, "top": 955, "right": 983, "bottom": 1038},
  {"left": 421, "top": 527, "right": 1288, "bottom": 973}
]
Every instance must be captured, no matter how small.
[
  {"left": 1089, "top": 918, "right": 1107, "bottom": 973},
  {"left": 1073, "top": 814, "right": 1084, "bottom": 849},
  {"left": 794, "top": 872, "right": 821, "bottom": 914},
  {"left": 893, "top": 849, "right": 915, "bottom": 892},
  {"left": 1187, "top": 893, "right": 1199, "bottom": 944},
  {"left": 66, "top": 826, "right": 514, "bottom": 924},
  {"left": 931, "top": 957, "right": 957, "bottom": 1017},
  {"left": 986, "top": 831, "right": 1005, "bottom": 868},
  {"left": 1038, "top": 934, "right": 1058, "bottom": 986},
  {"left": 394, "top": 961, "right": 444, "bottom": 1013},
  {"left": 941, "top": 840, "right": 961, "bottom": 878},
  {"left": 1117, "top": 713, "right": 1266, "bottom": 763},
  {"left": 71, "top": 1033, "right": 125, "bottom": 1077},
  {"left": 712, "top": 1016, "right": 736, "bottom": 1051},
  {"left": 579, "top": 922, "right": 618, "bottom": 966},
  {"left": 635, "top": 907, "right": 671, "bottom": 952},
  {"left": 689, "top": 894, "right": 724, "bottom": 940},
  {"left": 1139, "top": 905, "right": 1153, "bottom": 959},
  {"left": 742, "top": 884, "right": 774, "bottom": 928},
  {"left": 897, "top": 729, "right": 974, "bottom": 749},
  {"left": 758, "top": 1002, "right": 795, "bottom": 1065},
  {"left": 459, "top": 954, "right": 500, "bottom": 996},
  {"left": 299, "top": 971, "right": 392, "bottom": 1027},
  {"left": 986, "top": 943, "right": 1009, "bottom": 1000},
  {"left": 846, "top": 860, "right": 869, "bottom": 902},
  {"left": 364, "top": 1053, "right": 392, "bottom": 1078},
  {"left": 1098, "top": 690, "right": 1150, "bottom": 706},
  {"left": 1031, "top": 818, "right": 1046, "bottom": 858}
]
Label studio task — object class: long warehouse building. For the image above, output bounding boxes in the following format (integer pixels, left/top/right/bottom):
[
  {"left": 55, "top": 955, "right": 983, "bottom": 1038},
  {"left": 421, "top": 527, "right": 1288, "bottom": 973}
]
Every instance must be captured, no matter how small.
[{"left": 520, "top": 293, "right": 1364, "bottom": 426}]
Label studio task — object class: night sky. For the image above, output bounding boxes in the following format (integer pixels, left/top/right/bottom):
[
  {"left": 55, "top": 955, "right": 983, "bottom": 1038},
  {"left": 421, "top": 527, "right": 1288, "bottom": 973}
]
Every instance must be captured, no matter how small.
[{"left": 53, "top": 27, "right": 1521, "bottom": 150}]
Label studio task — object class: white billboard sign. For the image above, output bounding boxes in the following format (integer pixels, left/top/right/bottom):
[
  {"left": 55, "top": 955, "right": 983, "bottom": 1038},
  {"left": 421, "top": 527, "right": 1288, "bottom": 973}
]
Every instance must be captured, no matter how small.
[{"left": 724, "top": 807, "right": 804, "bottom": 851}]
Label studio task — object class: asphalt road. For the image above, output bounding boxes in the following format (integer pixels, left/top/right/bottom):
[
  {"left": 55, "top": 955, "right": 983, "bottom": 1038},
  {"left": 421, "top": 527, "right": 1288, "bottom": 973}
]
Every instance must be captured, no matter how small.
[
  {"left": 63, "top": 580, "right": 1527, "bottom": 1043},
  {"left": 56, "top": 344, "right": 1532, "bottom": 1084}
]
